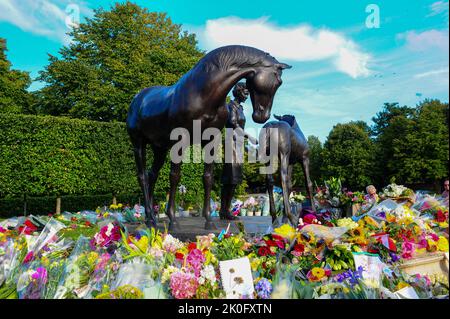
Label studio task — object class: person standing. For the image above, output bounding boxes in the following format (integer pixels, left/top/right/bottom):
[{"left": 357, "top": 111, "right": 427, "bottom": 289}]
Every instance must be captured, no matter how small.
[
  {"left": 219, "top": 82, "right": 258, "bottom": 220},
  {"left": 442, "top": 179, "right": 449, "bottom": 200}
]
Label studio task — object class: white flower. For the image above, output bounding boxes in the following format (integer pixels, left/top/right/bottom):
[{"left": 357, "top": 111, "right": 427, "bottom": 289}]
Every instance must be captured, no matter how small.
[
  {"left": 199, "top": 265, "right": 216, "bottom": 284},
  {"left": 162, "top": 234, "right": 183, "bottom": 253}
]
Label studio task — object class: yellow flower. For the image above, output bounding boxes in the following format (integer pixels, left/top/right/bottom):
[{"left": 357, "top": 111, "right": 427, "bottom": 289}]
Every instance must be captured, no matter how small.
[
  {"left": 439, "top": 222, "right": 449, "bottom": 229},
  {"left": 118, "top": 203, "right": 123, "bottom": 209},
  {"left": 274, "top": 224, "right": 296, "bottom": 240},
  {"left": 103, "top": 212, "right": 109, "bottom": 218},
  {"left": 437, "top": 236, "right": 449, "bottom": 252},
  {"left": 88, "top": 252, "right": 99, "bottom": 264},
  {"left": 396, "top": 281, "right": 409, "bottom": 291},
  {"left": 386, "top": 213, "right": 396, "bottom": 223},
  {"left": 413, "top": 225, "right": 422, "bottom": 236},
  {"left": 41, "top": 256, "right": 49, "bottom": 267},
  {"left": 364, "top": 216, "right": 380, "bottom": 228},
  {"left": 136, "top": 236, "right": 149, "bottom": 252},
  {"left": 250, "top": 258, "right": 261, "bottom": 271},
  {"left": 311, "top": 267, "right": 325, "bottom": 279}
]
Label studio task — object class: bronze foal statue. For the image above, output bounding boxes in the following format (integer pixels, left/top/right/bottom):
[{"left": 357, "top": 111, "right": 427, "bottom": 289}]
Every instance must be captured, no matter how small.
[
  {"left": 260, "top": 114, "right": 316, "bottom": 225},
  {"left": 127, "top": 45, "right": 291, "bottom": 230}
]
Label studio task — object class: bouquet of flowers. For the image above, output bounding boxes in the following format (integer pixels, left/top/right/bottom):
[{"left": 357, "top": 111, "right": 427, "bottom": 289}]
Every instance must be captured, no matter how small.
[
  {"left": 16, "top": 263, "right": 48, "bottom": 299},
  {"left": 382, "top": 184, "right": 415, "bottom": 200},
  {"left": 90, "top": 222, "right": 121, "bottom": 251}
]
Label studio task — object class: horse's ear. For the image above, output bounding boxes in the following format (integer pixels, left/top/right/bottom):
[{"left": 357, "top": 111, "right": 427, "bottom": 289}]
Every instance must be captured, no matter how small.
[{"left": 276, "top": 63, "right": 292, "bottom": 70}]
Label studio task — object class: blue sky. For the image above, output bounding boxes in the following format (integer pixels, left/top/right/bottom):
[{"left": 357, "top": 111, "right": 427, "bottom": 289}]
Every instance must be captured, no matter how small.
[{"left": 0, "top": 0, "right": 448, "bottom": 141}]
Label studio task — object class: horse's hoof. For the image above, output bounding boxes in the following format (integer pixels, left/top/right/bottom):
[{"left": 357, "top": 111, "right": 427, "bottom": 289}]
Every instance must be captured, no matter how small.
[
  {"left": 168, "top": 221, "right": 181, "bottom": 231},
  {"left": 204, "top": 220, "right": 217, "bottom": 230}
]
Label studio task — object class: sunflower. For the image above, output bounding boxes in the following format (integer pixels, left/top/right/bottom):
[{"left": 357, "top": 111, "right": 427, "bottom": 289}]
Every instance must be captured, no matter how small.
[
  {"left": 350, "top": 226, "right": 365, "bottom": 238},
  {"left": 364, "top": 216, "right": 380, "bottom": 228},
  {"left": 437, "top": 236, "right": 449, "bottom": 252}
]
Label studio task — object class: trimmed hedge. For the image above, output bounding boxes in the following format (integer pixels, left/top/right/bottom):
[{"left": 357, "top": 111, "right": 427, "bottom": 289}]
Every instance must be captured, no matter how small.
[
  {"left": 0, "top": 113, "right": 205, "bottom": 215},
  {"left": 0, "top": 193, "right": 143, "bottom": 218}
]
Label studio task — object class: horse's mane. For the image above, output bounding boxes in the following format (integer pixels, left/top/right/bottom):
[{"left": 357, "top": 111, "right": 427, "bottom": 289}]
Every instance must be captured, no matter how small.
[
  {"left": 201, "top": 45, "right": 279, "bottom": 72},
  {"left": 276, "top": 114, "right": 296, "bottom": 127}
]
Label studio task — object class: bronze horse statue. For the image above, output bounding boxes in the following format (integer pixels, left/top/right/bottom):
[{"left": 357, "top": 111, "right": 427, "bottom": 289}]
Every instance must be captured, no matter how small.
[
  {"left": 127, "top": 45, "right": 291, "bottom": 230},
  {"left": 260, "top": 114, "right": 316, "bottom": 225}
]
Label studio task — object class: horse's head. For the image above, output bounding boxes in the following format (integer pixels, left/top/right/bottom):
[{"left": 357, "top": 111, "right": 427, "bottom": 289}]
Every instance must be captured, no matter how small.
[
  {"left": 274, "top": 114, "right": 296, "bottom": 126},
  {"left": 246, "top": 62, "right": 291, "bottom": 123}
]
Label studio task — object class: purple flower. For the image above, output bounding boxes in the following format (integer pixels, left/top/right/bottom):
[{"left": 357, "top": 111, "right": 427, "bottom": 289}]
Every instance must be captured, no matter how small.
[
  {"left": 255, "top": 278, "right": 272, "bottom": 299},
  {"left": 389, "top": 252, "right": 400, "bottom": 263},
  {"left": 31, "top": 267, "right": 48, "bottom": 284}
]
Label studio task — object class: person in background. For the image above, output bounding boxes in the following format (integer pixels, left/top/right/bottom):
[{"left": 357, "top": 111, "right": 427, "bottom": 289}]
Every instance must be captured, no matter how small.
[
  {"left": 364, "top": 185, "right": 379, "bottom": 205},
  {"left": 442, "top": 180, "right": 449, "bottom": 199}
]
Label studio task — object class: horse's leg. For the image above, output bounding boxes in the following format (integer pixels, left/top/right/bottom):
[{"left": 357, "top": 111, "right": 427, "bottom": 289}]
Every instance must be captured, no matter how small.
[
  {"left": 132, "top": 139, "right": 156, "bottom": 228},
  {"left": 167, "top": 162, "right": 181, "bottom": 231},
  {"left": 266, "top": 172, "right": 277, "bottom": 224},
  {"left": 148, "top": 146, "right": 168, "bottom": 217},
  {"left": 301, "top": 156, "right": 316, "bottom": 212},
  {"left": 203, "top": 162, "right": 217, "bottom": 230},
  {"left": 280, "top": 153, "right": 297, "bottom": 226},
  {"left": 287, "top": 163, "right": 294, "bottom": 216}
]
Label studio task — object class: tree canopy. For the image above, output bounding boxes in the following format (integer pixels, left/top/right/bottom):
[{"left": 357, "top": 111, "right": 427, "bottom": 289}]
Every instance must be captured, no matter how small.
[
  {"left": 322, "top": 122, "right": 375, "bottom": 190},
  {"left": 35, "top": 1, "right": 204, "bottom": 122},
  {"left": 0, "top": 38, "right": 34, "bottom": 114}
]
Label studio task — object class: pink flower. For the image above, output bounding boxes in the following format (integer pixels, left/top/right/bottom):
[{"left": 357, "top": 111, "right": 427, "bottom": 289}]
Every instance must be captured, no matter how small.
[
  {"left": 401, "top": 241, "right": 414, "bottom": 259},
  {"left": 170, "top": 272, "right": 199, "bottom": 299},
  {"left": 23, "top": 251, "right": 34, "bottom": 264},
  {"left": 430, "top": 233, "right": 439, "bottom": 241},
  {"left": 186, "top": 249, "right": 205, "bottom": 277},
  {"left": 31, "top": 267, "right": 48, "bottom": 284},
  {"left": 0, "top": 226, "right": 6, "bottom": 233}
]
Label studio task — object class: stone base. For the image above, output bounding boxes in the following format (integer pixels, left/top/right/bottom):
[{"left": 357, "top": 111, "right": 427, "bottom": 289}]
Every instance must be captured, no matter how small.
[{"left": 141, "top": 216, "right": 273, "bottom": 241}]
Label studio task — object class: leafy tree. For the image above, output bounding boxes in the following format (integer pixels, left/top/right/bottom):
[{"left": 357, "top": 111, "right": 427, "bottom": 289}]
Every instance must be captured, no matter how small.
[
  {"left": 370, "top": 102, "right": 416, "bottom": 186},
  {"left": 36, "top": 1, "right": 204, "bottom": 121},
  {"left": 307, "top": 135, "right": 323, "bottom": 185},
  {"left": 388, "top": 99, "right": 449, "bottom": 186},
  {"left": 322, "top": 122, "right": 375, "bottom": 190},
  {"left": 0, "top": 38, "right": 34, "bottom": 114}
]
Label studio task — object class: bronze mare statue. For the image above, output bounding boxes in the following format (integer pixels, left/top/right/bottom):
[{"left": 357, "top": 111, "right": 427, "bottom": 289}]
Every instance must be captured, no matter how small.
[
  {"left": 127, "top": 45, "right": 291, "bottom": 230},
  {"left": 260, "top": 114, "right": 316, "bottom": 225}
]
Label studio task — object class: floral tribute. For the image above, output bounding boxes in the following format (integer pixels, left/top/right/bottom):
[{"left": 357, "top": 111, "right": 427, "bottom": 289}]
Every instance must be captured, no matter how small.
[{"left": 0, "top": 186, "right": 448, "bottom": 299}]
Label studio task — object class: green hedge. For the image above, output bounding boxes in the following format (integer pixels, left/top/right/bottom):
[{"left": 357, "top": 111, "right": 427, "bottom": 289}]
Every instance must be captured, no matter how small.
[
  {"left": 0, "top": 114, "right": 205, "bottom": 214},
  {"left": 0, "top": 193, "right": 143, "bottom": 218}
]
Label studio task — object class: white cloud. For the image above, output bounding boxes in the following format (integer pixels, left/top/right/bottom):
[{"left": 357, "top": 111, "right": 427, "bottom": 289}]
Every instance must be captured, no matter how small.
[
  {"left": 427, "top": 1, "right": 449, "bottom": 17},
  {"left": 414, "top": 67, "right": 449, "bottom": 78},
  {"left": 198, "top": 16, "right": 371, "bottom": 78},
  {"left": 0, "top": 0, "right": 92, "bottom": 43},
  {"left": 398, "top": 29, "right": 449, "bottom": 52}
]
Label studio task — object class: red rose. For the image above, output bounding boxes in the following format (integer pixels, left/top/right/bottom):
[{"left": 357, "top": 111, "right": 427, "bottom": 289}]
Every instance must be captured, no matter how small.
[
  {"left": 436, "top": 211, "right": 446, "bottom": 223},
  {"left": 175, "top": 252, "right": 184, "bottom": 260},
  {"left": 85, "top": 221, "right": 92, "bottom": 227},
  {"left": 293, "top": 243, "right": 305, "bottom": 253},
  {"left": 187, "top": 242, "right": 197, "bottom": 252},
  {"left": 258, "top": 246, "right": 270, "bottom": 256},
  {"left": 271, "top": 234, "right": 284, "bottom": 241},
  {"left": 71, "top": 217, "right": 77, "bottom": 222},
  {"left": 265, "top": 240, "right": 277, "bottom": 247}
]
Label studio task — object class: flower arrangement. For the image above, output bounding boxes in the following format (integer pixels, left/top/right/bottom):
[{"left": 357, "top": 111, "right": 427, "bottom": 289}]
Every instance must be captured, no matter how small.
[{"left": 0, "top": 184, "right": 448, "bottom": 300}]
